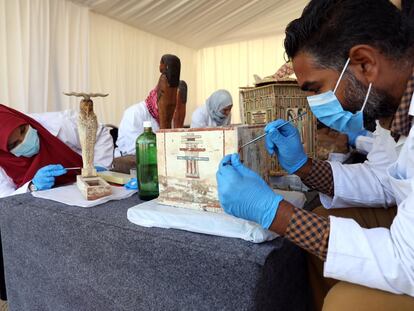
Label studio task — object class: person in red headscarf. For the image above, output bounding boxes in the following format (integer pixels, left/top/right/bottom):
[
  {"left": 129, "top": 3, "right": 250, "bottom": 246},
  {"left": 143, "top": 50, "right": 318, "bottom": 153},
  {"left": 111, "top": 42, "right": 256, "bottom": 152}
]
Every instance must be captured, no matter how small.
[
  {"left": 0, "top": 105, "right": 114, "bottom": 197},
  {"left": 0, "top": 105, "right": 114, "bottom": 302}
]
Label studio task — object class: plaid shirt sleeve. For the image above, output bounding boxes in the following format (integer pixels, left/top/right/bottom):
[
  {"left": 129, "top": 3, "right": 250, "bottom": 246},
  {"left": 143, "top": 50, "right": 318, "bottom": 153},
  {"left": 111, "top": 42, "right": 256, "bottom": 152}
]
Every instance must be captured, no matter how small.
[
  {"left": 285, "top": 207, "right": 330, "bottom": 261},
  {"left": 302, "top": 159, "right": 334, "bottom": 197}
]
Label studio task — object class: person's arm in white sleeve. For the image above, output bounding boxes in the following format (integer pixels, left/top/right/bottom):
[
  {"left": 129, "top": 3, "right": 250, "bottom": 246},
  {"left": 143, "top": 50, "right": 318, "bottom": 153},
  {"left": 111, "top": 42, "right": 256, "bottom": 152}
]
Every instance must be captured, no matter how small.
[
  {"left": 279, "top": 156, "right": 414, "bottom": 296},
  {"left": 190, "top": 107, "right": 206, "bottom": 128},
  {"left": 345, "top": 129, "right": 374, "bottom": 155},
  {"left": 324, "top": 169, "right": 414, "bottom": 296},
  {"left": 319, "top": 160, "right": 396, "bottom": 208},
  {"left": 0, "top": 167, "right": 30, "bottom": 198},
  {"left": 116, "top": 104, "right": 146, "bottom": 155},
  {"left": 274, "top": 165, "right": 414, "bottom": 297},
  {"left": 354, "top": 134, "right": 374, "bottom": 155},
  {"left": 318, "top": 128, "right": 397, "bottom": 208},
  {"left": 93, "top": 124, "right": 114, "bottom": 169},
  {"left": 327, "top": 152, "right": 351, "bottom": 163}
]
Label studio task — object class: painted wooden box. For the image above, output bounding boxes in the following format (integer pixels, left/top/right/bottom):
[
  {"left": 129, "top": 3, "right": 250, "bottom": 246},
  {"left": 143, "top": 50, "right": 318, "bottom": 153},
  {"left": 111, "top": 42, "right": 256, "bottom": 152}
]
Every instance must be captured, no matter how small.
[
  {"left": 239, "top": 81, "right": 317, "bottom": 175},
  {"left": 156, "top": 125, "right": 271, "bottom": 212}
]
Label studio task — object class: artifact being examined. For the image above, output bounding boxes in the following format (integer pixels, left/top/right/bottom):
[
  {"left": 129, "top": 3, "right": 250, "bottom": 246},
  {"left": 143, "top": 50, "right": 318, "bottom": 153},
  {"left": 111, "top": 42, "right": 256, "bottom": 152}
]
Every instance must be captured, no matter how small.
[
  {"left": 156, "top": 125, "right": 271, "bottom": 213},
  {"left": 158, "top": 54, "right": 181, "bottom": 129},
  {"left": 240, "top": 81, "right": 317, "bottom": 175},
  {"left": 64, "top": 92, "right": 112, "bottom": 200}
]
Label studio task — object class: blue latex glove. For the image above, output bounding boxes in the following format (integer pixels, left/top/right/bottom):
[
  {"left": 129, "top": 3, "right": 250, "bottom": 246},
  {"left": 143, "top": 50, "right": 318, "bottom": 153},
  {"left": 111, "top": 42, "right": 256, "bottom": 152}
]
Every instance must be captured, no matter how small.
[
  {"left": 264, "top": 119, "right": 308, "bottom": 174},
  {"left": 345, "top": 129, "right": 368, "bottom": 147},
  {"left": 32, "top": 164, "right": 67, "bottom": 190},
  {"left": 216, "top": 153, "right": 283, "bottom": 229},
  {"left": 94, "top": 165, "right": 107, "bottom": 172},
  {"left": 124, "top": 178, "right": 138, "bottom": 190}
]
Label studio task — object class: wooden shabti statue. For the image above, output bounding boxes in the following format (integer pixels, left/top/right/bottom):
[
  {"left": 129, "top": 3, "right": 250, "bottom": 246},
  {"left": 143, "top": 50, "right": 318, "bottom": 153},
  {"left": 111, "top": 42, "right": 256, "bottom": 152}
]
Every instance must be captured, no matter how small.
[
  {"left": 158, "top": 54, "right": 181, "bottom": 129},
  {"left": 172, "top": 80, "right": 187, "bottom": 128},
  {"left": 64, "top": 92, "right": 112, "bottom": 200}
]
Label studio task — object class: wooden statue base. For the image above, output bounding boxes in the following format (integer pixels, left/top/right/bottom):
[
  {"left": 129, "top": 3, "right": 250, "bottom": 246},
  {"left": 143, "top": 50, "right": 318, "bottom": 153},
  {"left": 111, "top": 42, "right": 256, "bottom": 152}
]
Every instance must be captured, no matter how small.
[{"left": 76, "top": 175, "right": 112, "bottom": 201}]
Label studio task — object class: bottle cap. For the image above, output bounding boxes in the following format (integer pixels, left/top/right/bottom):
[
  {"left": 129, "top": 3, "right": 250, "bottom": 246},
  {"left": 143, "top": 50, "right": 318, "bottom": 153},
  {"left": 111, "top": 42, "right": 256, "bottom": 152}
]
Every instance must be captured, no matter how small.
[{"left": 143, "top": 121, "right": 152, "bottom": 128}]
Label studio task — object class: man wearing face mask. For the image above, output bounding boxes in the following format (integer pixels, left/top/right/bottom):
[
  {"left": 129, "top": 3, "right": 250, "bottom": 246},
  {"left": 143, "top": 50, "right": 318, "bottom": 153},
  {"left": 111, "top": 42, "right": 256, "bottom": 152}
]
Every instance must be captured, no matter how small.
[{"left": 217, "top": 0, "right": 414, "bottom": 310}]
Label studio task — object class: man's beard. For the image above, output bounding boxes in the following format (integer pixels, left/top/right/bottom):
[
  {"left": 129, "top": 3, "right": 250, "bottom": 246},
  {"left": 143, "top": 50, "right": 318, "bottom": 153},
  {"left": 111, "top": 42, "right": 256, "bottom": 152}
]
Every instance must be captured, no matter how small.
[{"left": 343, "top": 73, "right": 399, "bottom": 131}]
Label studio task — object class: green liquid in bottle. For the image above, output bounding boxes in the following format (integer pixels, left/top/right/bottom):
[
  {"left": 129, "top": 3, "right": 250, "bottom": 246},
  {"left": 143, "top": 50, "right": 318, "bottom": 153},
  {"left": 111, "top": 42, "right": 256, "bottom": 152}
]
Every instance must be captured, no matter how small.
[{"left": 136, "top": 122, "right": 159, "bottom": 200}]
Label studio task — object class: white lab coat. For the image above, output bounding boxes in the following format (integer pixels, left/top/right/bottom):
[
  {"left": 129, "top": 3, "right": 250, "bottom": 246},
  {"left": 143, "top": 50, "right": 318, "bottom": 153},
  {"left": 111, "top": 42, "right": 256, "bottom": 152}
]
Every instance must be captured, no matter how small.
[
  {"left": 0, "top": 110, "right": 114, "bottom": 198},
  {"left": 327, "top": 131, "right": 374, "bottom": 163},
  {"left": 190, "top": 105, "right": 231, "bottom": 128},
  {"left": 323, "top": 100, "right": 414, "bottom": 296},
  {"left": 320, "top": 121, "right": 399, "bottom": 209},
  {"left": 115, "top": 101, "right": 159, "bottom": 156},
  {"left": 354, "top": 133, "right": 374, "bottom": 155}
]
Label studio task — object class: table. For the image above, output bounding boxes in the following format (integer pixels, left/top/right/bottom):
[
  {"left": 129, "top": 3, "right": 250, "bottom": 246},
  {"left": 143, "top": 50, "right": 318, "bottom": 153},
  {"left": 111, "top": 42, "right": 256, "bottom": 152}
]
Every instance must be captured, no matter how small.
[{"left": 0, "top": 193, "right": 311, "bottom": 311}]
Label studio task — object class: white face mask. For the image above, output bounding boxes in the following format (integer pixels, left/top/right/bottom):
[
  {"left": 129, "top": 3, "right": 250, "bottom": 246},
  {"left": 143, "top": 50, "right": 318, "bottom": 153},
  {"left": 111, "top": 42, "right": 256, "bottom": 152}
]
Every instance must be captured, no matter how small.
[
  {"left": 306, "top": 58, "right": 372, "bottom": 133},
  {"left": 10, "top": 125, "right": 40, "bottom": 157}
]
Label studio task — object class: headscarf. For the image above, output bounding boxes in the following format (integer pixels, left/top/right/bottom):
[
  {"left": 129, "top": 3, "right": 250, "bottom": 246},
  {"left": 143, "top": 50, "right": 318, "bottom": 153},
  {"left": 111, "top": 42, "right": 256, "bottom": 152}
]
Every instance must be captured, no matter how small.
[
  {"left": 145, "top": 87, "right": 159, "bottom": 123},
  {"left": 0, "top": 104, "right": 83, "bottom": 187},
  {"left": 205, "top": 89, "right": 233, "bottom": 126}
]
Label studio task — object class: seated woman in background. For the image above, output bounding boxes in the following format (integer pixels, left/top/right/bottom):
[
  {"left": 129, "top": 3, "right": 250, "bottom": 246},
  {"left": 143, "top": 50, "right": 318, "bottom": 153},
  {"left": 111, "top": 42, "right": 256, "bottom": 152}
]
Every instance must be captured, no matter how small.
[
  {"left": 191, "top": 89, "right": 233, "bottom": 128},
  {"left": 0, "top": 105, "right": 114, "bottom": 198}
]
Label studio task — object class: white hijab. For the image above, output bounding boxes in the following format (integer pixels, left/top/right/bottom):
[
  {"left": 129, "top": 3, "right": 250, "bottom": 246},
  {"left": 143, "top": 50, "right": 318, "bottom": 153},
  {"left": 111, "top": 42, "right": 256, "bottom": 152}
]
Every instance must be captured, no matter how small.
[{"left": 205, "top": 89, "right": 233, "bottom": 126}]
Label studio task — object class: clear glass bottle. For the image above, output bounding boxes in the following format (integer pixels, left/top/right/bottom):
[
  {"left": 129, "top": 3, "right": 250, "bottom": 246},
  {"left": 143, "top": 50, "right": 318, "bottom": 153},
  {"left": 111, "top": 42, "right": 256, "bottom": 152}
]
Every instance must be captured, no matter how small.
[{"left": 136, "top": 121, "right": 159, "bottom": 200}]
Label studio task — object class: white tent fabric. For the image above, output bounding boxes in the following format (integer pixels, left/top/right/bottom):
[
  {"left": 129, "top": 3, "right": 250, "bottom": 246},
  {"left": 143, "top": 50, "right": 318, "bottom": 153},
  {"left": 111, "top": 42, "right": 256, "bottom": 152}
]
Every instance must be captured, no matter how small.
[
  {"left": 0, "top": 0, "right": 306, "bottom": 125},
  {"left": 196, "top": 35, "right": 287, "bottom": 123},
  {"left": 0, "top": 0, "right": 89, "bottom": 114},
  {"left": 89, "top": 13, "right": 287, "bottom": 125},
  {"left": 70, "top": 0, "right": 309, "bottom": 49},
  {"left": 89, "top": 12, "right": 197, "bottom": 125}
]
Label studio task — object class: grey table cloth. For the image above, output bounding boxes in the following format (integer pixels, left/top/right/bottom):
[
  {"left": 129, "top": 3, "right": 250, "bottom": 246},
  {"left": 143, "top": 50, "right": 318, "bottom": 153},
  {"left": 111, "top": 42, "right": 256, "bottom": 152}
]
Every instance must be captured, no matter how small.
[{"left": 0, "top": 193, "right": 311, "bottom": 311}]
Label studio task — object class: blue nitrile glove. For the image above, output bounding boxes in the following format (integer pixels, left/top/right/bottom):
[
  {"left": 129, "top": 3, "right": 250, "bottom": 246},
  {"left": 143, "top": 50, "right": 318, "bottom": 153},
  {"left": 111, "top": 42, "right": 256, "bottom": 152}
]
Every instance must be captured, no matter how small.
[
  {"left": 94, "top": 165, "right": 107, "bottom": 172},
  {"left": 264, "top": 119, "right": 308, "bottom": 174},
  {"left": 216, "top": 153, "right": 283, "bottom": 229},
  {"left": 124, "top": 178, "right": 138, "bottom": 190},
  {"left": 32, "top": 164, "right": 67, "bottom": 191},
  {"left": 345, "top": 129, "right": 368, "bottom": 147}
]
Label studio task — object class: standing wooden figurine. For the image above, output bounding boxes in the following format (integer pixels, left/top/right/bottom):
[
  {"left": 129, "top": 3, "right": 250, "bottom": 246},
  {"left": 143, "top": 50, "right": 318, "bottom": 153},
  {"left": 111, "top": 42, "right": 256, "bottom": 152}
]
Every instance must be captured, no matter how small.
[
  {"left": 158, "top": 54, "right": 181, "bottom": 129},
  {"left": 64, "top": 92, "right": 112, "bottom": 200}
]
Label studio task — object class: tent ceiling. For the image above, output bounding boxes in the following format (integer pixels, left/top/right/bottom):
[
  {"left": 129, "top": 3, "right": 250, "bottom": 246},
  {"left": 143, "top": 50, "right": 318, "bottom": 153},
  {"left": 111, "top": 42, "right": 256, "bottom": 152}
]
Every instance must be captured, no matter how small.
[{"left": 70, "top": 0, "right": 308, "bottom": 49}]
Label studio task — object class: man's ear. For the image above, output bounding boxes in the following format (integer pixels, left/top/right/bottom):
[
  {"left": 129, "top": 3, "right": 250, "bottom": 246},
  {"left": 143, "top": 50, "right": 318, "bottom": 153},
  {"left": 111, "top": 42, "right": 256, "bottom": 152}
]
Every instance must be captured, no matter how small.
[{"left": 349, "top": 45, "right": 380, "bottom": 84}]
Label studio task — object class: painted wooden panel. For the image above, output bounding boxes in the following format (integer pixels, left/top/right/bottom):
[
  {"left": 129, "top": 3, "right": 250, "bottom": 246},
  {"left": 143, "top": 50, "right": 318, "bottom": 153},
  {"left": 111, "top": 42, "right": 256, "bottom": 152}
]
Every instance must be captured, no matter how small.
[{"left": 156, "top": 125, "right": 270, "bottom": 212}]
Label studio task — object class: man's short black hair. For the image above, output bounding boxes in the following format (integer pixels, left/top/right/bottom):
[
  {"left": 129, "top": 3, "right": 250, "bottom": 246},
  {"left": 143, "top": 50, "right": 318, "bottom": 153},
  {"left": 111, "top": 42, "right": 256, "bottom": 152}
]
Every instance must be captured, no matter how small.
[
  {"left": 284, "top": 0, "right": 414, "bottom": 69},
  {"left": 178, "top": 80, "right": 187, "bottom": 103}
]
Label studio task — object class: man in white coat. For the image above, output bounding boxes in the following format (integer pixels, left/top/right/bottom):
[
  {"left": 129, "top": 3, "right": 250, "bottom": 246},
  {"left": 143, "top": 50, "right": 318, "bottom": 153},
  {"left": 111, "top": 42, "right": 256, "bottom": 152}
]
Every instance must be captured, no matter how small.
[
  {"left": 0, "top": 109, "right": 114, "bottom": 198},
  {"left": 115, "top": 89, "right": 160, "bottom": 156},
  {"left": 216, "top": 0, "right": 414, "bottom": 310}
]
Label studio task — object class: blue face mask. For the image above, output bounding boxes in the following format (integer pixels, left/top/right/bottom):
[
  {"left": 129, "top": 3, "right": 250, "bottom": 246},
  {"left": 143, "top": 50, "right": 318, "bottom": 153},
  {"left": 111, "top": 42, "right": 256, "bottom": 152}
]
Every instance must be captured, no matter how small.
[
  {"left": 307, "top": 58, "right": 372, "bottom": 133},
  {"left": 10, "top": 125, "right": 40, "bottom": 157}
]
